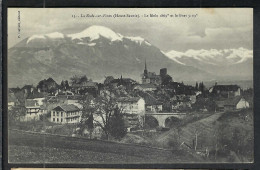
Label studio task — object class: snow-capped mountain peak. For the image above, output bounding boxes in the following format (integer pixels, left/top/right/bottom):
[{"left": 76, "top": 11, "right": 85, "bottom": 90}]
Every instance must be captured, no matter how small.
[
  {"left": 165, "top": 48, "right": 253, "bottom": 66},
  {"left": 27, "top": 35, "right": 46, "bottom": 44},
  {"left": 45, "top": 32, "right": 64, "bottom": 39},
  {"left": 125, "top": 36, "right": 151, "bottom": 46},
  {"left": 26, "top": 32, "right": 64, "bottom": 44},
  {"left": 162, "top": 50, "right": 186, "bottom": 65},
  {"left": 25, "top": 25, "right": 151, "bottom": 47},
  {"left": 68, "top": 25, "right": 123, "bottom": 41}
]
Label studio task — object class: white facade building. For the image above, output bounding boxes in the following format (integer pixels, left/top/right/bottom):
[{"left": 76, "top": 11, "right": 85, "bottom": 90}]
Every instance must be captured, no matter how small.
[
  {"left": 224, "top": 96, "right": 250, "bottom": 111},
  {"left": 51, "top": 104, "right": 82, "bottom": 124},
  {"left": 117, "top": 97, "right": 145, "bottom": 115}
]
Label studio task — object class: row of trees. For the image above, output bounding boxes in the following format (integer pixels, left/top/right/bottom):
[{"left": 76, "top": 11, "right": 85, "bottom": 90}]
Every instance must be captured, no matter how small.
[{"left": 195, "top": 82, "right": 206, "bottom": 92}]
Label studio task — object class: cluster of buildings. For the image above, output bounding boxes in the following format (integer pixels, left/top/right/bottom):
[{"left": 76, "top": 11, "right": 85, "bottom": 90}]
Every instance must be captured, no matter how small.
[
  {"left": 211, "top": 84, "right": 250, "bottom": 111},
  {"left": 8, "top": 61, "right": 251, "bottom": 131}
]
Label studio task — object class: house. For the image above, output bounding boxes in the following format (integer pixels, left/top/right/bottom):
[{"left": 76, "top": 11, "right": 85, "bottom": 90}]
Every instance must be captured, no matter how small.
[
  {"left": 211, "top": 84, "right": 241, "bottom": 98},
  {"left": 23, "top": 99, "right": 47, "bottom": 121},
  {"left": 51, "top": 104, "right": 82, "bottom": 124},
  {"left": 66, "top": 95, "right": 83, "bottom": 109},
  {"left": 104, "top": 76, "right": 115, "bottom": 85},
  {"left": 71, "top": 80, "right": 99, "bottom": 96},
  {"left": 137, "top": 92, "right": 163, "bottom": 112},
  {"left": 26, "top": 90, "right": 45, "bottom": 105},
  {"left": 134, "top": 84, "right": 157, "bottom": 92},
  {"left": 8, "top": 93, "right": 18, "bottom": 110},
  {"left": 9, "top": 87, "right": 21, "bottom": 94},
  {"left": 171, "top": 95, "right": 192, "bottom": 112},
  {"left": 108, "top": 76, "right": 137, "bottom": 91},
  {"left": 117, "top": 97, "right": 145, "bottom": 115},
  {"left": 223, "top": 96, "right": 249, "bottom": 111},
  {"left": 22, "top": 85, "right": 34, "bottom": 93},
  {"left": 171, "top": 101, "right": 192, "bottom": 112}
]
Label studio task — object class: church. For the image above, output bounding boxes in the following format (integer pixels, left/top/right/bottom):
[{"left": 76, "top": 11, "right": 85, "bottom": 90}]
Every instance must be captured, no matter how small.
[{"left": 141, "top": 60, "right": 172, "bottom": 85}]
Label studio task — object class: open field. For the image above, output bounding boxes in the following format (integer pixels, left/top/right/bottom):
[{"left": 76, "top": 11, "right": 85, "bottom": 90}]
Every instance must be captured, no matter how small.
[{"left": 8, "top": 129, "right": 200, "bottom": 163}]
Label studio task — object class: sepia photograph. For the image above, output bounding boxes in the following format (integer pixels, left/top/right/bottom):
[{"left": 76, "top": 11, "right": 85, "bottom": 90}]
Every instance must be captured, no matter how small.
[{"left": 7, "top": 8, "right": 253, "bottom": 164}]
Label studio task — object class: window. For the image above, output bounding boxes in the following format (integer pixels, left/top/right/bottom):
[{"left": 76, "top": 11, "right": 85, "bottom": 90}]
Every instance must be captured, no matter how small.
[
  {"left": 53, "top": 118, "right": 55, "bottom": 122},
  {"left": 61, "top": 112, "right": 63, "bottom": 117},
  {"left": 57, "top": 112, "right": 59, "bottom": 116},
  {"left": 53, "top": 112, "right": 55, "bottom": 116},
  {"left": 57, "top": 118, "right": 59, "bottom": 122},
  {"left": 61, "top": 118, "right": 63, "bottom": 122}
]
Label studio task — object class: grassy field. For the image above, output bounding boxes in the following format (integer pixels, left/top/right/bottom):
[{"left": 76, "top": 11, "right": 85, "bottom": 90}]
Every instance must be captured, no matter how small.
[{"left": 8, "top": 129, "right": 201, "bottom": 163}]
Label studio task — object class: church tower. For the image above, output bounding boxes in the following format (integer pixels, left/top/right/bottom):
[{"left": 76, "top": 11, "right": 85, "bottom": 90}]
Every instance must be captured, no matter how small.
[
  {"left": 144, "top": 59, "right": 148, "bottom": 77},
  {"left": 142, "top": 59, "right": 150, "bottom": 84}
]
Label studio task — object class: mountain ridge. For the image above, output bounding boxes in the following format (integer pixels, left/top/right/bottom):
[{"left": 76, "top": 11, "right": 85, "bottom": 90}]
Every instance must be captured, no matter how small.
[{"left": 8, "top": 25, "right": 251, "bottom": 87}]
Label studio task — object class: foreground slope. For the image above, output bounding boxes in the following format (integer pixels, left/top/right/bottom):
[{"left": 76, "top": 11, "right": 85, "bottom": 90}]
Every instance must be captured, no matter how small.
[
  {"left": 155, "top": 109, "right": 253, "bottom": 162},
  {"left": 9, "top": 129, "right": 201, "bottom": 163}
]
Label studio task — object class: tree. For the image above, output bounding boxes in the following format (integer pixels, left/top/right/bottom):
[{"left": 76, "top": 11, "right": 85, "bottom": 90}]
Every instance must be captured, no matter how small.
[
  {"left": 64, "top": 80, "right": 70, "bottom": 90},
  {"left": 137, "top": 114, "right": 145, "bottom": 136},
  {"left": 78, "top": 95, "right": 95, "bottom": 138},
  {"left": 60, "top": 80, "right": 65, "bottom": 90},
  {"left": 108, "top": 106, "right": 127, "bottom": 139},
  {"left": 70, "top": 75, "right": 88, "bottom": 85},
  {"left": 78, "top": 91, "right": 125, "bottom": 140},
  {"left": 195, "top": 82, "right": 198, "bottom": 90},
  {"left": 9, "top": 105, "right": 26, "bottom": 124},
  {"left": 161, "top": 75, "right": 173, "bottom": 85},
  {"left": 93, "top": 93, "right": 120, "bottom": 140}
]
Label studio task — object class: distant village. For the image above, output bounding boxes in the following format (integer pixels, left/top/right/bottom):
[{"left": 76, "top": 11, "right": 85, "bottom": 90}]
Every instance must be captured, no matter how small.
[{"left": 8, "top": 60, "right": 253, "bottom": 138}]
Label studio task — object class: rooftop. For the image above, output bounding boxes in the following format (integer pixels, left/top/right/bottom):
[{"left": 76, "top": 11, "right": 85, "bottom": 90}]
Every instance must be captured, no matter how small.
[
  {"left": 117, "top": 97, "right": 142, "bottom": 103},
  {"left": 213, "top": 85, "right": 240, "bottom": 92},
  {"left": 8, "top": 93, "right": 17, "bottom": 103},
  {"left": 27, "top": 90, "right": 45, "bottom": 99},
  {"left": 53, "top": 104, "right": 80, "bottom": 112},
  {"left": 138, "top": 92, "right": 162, "bottom": 105},
  {"left": 224, "top": 96, "right": 244, "bottom": 106},
  {"left": 135, "top": 84, "right": 157, "bottom": 89},
  {"left": 25, "top": 99, "right": 40, "bottom": 107}
]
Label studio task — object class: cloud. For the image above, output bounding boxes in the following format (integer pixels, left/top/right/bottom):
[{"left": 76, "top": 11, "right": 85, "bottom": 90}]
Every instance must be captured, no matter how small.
[{"left": 8, "top": 8, "right": 253, "bottom": 51}]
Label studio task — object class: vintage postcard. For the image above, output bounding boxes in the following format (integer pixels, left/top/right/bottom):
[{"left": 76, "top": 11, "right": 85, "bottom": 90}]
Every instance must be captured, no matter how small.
[{"left": 7, "top": 8, "right": 253, "bottom": 164}]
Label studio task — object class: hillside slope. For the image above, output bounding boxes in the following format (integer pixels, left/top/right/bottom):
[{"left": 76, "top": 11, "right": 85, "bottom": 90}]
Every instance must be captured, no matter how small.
[{"left": 155, "top": 109, "right": 253, "bottom": 162}]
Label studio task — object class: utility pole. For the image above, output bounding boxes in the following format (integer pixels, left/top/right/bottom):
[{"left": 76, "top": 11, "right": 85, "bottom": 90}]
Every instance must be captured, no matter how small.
[{"left": 195, "top": 132, "right": 198, "bottom": 151}]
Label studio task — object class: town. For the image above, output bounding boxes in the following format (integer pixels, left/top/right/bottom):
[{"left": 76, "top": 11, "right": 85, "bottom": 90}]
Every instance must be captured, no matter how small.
[{"left": 8, "top": 61, "right": 253, "bottom": 162}]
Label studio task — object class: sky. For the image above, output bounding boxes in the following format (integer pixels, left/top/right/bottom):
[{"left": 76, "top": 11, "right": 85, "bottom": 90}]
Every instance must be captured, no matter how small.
[{"left": 8, "top": 8, "right": 253, "bottom": 52}]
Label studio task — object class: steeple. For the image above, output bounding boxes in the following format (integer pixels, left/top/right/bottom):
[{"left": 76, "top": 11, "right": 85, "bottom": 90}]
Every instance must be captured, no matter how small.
[
  {"left": 144, "top": 59, "right": 148, "bottom": 76},
  {"left": 145, "top": 58, "right": 147, "bottom": 71}
]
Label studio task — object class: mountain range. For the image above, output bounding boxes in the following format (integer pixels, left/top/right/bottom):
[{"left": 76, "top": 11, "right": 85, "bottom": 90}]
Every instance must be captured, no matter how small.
[{"left": 8, "top": 25, "right": 253, "bottom": 87}]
